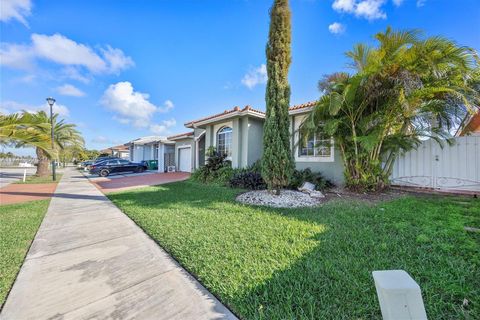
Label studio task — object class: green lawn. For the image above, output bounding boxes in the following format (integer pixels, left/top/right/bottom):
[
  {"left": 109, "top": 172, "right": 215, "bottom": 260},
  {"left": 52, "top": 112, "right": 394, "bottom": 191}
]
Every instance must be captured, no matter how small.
[
  {"left": 0, "top": 200, "right": 50, "bottom": 306},
  {"left": 108, "top": 181, "right": 480, "bottom": 319},
  {"left": 14, "top": 174, "right": 62, "bottom": 184}
]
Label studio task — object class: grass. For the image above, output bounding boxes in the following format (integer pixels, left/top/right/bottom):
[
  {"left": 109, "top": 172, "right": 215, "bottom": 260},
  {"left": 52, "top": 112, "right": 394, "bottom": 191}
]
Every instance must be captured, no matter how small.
[
  {"left": 108, "top": 181, "right": 480, "bottom": 319},
  {"left": 0, "top": 200, "right": 50, "bottom": 306},
  {"left": 14, "top": 174, "right": 62, "bottom": 184}
]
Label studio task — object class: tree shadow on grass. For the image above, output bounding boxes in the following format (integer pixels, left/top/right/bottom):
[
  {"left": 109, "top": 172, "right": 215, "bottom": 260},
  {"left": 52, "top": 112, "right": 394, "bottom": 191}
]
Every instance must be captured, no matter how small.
[{"left": 107, "top": 182, "right": 480, "bottom": 320}]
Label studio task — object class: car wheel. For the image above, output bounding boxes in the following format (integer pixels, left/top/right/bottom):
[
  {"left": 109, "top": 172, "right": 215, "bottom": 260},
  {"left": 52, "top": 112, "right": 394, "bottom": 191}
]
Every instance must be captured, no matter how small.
[
  {"left": 99, "top": 169, "right": 110, "bottom": 177},
  {"left": 136, "top": 166, "right": 145, "bottom": 173}
]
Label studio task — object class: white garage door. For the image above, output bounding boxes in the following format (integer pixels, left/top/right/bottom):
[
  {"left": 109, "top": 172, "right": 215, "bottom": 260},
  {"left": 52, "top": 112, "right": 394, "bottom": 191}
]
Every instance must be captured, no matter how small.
[{"left": 178, "top": 147, "right": 192, "bottom": 172}]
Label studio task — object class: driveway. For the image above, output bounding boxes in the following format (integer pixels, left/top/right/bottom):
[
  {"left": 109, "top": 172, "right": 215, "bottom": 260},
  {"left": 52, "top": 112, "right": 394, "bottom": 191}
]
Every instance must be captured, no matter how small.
[{"left": 86, "top": 171, "right": 190, "bottom": 193}]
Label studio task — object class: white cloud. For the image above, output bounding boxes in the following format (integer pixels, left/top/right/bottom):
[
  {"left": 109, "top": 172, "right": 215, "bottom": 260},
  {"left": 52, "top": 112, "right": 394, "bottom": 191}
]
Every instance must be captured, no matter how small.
[
  {"left": 332, "top": 0, "right": 387, "bottom": 21},
  {"left": 0, "top": 100, "right": 70, "bottom": 117},
  {"left": 56, "top": 84, "right": 86, "bottom": 97},
  {"left": 392, "top": 0, "right": 404, "bottom": 6},
  {"left": 100, "top": 45, "right": 135, "bottom": 75},
  {"left": 241, "top": 64, "right": 267, "bottom": 89},
  {"left": 32, "top": 33, "right": 106, "bottom": 72},
  {"left": 101, "top": 81, "right": 173, "bottom": 129},
  {"left": 163, "top": 100, "right": 174, "bottom": 111},
  {"left": 0, "top": 0, "right": 32, "bottom": 26},
  {"left": 416, "top": 0, "right": 426, "bottom": 7},
  {"left": 332, "top": 0, "right": 356, "bottom": 12},
  {"left": 356, "top": 0, "right": 386, "bottom": 20},
  {"left": 149, "top": 118, "right": 176, "bottom": 135},
  {"left": 0, "top": 33, "right": 134, "bottom": 75},
  {"left": 60, "top": 66, "right": 91, "bottom": 84},
  {"left": 0, "top": 43, "right": 35, "bottom": 70},
  {"left": 328, "top": 22, "right": 346, "bottom": 34}
]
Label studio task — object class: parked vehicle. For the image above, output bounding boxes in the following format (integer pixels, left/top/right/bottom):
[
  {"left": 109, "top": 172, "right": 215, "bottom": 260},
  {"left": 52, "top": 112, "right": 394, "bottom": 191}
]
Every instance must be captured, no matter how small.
[
  {"left": 93, "top": 156, "right": 121, "bottom": 164},
  {"left": 79, "top": 160, "right": 94, "bottom": 171},
  {"left": 89, "top": 159, "right": 148, "bottom": 177}
]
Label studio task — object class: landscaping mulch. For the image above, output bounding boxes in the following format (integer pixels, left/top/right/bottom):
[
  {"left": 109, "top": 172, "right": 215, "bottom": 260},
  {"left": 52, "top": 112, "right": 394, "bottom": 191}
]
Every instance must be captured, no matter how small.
[{"left": 236, "top": 189, "right": 323, "bottom": 208}]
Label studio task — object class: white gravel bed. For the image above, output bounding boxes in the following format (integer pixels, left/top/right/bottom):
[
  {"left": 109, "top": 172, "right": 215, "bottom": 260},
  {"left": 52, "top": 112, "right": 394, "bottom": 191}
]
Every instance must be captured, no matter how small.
[{"left": 236, "top": 190, "right": 322, "bottom": 208}]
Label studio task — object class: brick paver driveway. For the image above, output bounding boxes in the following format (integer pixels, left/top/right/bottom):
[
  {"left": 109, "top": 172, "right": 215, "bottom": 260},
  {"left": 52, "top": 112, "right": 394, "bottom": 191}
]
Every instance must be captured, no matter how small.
[{"left": 88, "top": 171, "right": 190, "bottom": 193}]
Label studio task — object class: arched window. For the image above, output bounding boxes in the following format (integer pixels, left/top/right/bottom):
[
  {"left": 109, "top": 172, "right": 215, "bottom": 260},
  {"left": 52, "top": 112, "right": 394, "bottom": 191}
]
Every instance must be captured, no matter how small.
[{"left": 217, "top": 126, "right": 232, "bottom": 156}]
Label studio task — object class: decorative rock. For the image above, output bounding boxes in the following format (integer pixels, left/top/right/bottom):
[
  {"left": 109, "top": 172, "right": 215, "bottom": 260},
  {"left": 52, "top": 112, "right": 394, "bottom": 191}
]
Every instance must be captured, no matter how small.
[
  {"left": 236, "top": 190, "right": 322, "bottom": 208},
  {"left": 298, "top": 182, "right": 316, "bottom": 192},
  {"left": 309, "top": 190, "right": 325, "bottom": 198}
]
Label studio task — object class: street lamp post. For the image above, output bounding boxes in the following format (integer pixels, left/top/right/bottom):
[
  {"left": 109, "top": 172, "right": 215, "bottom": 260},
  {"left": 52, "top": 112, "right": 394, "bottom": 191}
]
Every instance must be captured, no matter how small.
[{"left": 46, "top": 97, "right": 56, "bottom": 181}]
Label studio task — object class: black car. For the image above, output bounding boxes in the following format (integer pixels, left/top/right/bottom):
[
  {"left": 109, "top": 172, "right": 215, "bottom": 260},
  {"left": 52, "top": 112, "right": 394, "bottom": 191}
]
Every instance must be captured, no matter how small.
[
  {"left": 93, "top": 156, "right": 121, "bottom": 164},
  {"left": 89, "top": 159, "right": 148, "bottom": 177}
]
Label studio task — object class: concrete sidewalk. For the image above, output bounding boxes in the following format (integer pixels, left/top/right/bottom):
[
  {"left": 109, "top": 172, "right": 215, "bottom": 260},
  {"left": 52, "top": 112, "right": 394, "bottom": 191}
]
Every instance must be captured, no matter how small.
[{"left": 1, "top": 168, "right": 236, "bottom": 320}]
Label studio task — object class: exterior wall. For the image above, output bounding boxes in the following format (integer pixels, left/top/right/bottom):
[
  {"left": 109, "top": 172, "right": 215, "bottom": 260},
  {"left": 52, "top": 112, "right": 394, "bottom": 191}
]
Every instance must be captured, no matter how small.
[
  {"left": 247, "top": 117, "right": 264, "bottom": 166},
  {"left": 129, "top": 145, "right": 134, "bottom": 161},
  {"left": 290, "top": 114, "right": 345, "bottom": 186},
  {"left": 174, "top": 138, "right": 194, "bottom": 172},
  {"left": 205, "top": 117, "right": 263, "bottom": 168},
  {"left": 295, "top": 148, "right": 345, "bottom": 186},
  {"left": 192, "top": 112, "right": 345, "bottom": 185},
  {"left": 198, "top": 136, "right": 205, "bottom": 167}
]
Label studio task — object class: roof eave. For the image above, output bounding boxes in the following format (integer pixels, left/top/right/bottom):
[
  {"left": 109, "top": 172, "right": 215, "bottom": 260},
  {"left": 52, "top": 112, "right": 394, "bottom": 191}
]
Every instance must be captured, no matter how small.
[{"left": 184, "top": 110, "right": 265, "bottom": 128}]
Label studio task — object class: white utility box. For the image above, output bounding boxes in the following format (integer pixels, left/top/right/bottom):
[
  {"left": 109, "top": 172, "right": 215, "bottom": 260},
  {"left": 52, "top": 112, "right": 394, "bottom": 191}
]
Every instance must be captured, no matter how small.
[{"left": 372, "top": 270, "right": 428, "bottom": 320}]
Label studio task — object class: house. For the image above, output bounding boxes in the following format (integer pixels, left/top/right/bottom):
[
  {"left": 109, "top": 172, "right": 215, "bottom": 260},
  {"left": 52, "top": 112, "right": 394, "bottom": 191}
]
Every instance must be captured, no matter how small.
[
  {"left": 456, "top": 111, "right": 480, "bottom": 136},
  {"left": 100, "top": 145, "right": 130, "bottom": 159},
  {"left": 166, "top": 131, "right": 201, "bottom": 173},
  {"left": 184, "top": 102, "right": 345, "bottom": 185},
  {"left": 125, "top": 136, "right": 176, "bottom": 172}
]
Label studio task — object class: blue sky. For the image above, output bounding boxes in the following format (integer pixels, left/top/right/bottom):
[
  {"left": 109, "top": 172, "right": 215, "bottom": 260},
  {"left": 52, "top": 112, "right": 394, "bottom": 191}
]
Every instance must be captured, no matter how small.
[{"left": 1, "top": 0, "right": 479, "bottom": 155}]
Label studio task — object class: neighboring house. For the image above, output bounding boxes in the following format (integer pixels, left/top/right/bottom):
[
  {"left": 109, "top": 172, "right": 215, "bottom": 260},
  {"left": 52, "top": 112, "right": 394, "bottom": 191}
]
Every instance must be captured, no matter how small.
[
  {"left": 456, "top": 111, "right": 480, "bottom": 136},
  {"left": 184, "top": 102, "right": 345, "bottom": 185},
  {"left": 125, "top": 136, "right": 176, "bottom": 172},
  {"left": 166, "top": 131, "right": 205, "bottom": 173},
  {"left": 100, "top": 145, "right": 130, "bottom": 159}
]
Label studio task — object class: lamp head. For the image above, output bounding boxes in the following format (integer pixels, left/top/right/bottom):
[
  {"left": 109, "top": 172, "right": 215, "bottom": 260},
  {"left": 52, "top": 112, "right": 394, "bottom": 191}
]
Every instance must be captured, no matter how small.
[{"left": 46, "top": 97, "right": 56, "bottom": 107}]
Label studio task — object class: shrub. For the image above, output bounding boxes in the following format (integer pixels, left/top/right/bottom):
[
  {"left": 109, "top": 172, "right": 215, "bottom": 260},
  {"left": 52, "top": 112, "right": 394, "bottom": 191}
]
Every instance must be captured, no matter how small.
[
  {"left": 191, "top": 146, "right": 232, "bottom": 185},
  {"left": 229, "top": 160, "right": 266, "bottom": 190},
  {"left": 289, "top": 168, "right": 333, "bottom": 191},
  {"left": 230, "top": 171, "right": 266, "bottom": 190}
]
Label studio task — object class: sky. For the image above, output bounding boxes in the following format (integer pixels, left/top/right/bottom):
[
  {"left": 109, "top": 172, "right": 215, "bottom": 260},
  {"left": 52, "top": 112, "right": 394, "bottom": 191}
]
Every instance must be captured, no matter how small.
[{"left": 1, "top": 0, "right": 479, "bottom": 155}]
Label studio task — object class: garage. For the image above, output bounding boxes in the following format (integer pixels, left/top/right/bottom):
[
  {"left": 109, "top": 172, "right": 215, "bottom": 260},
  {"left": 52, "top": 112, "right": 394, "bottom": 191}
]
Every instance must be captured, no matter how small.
[{"left": 178, "top": 147, "right": 192, "bottom": 172}]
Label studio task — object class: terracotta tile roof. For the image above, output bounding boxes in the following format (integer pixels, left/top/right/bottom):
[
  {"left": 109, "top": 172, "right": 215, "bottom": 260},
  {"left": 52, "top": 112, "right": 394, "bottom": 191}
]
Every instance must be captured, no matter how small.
[
  {"left": 185, "top": 105, "right": 265, "bottom": 127},
  {"left": 167, "top": 131, "right": 194, "bottom": 140},
  {"left": 184, "top": 101, "right": 318, "bottom": 127},
  {"left": 104, "top": 144, "right": 129, "bottom": 152},
  {"left": 459, "top": 111, "right": 480, "bottom": 136},
  {"left": 289, "top": 101, "right": 318, "bottom": 111}
]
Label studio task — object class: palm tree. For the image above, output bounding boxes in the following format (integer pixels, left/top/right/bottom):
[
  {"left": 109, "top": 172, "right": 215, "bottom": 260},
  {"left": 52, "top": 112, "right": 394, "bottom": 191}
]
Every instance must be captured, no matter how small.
[
  {"left": 0, "top": 113, "right": 53, "bottom": 155},
  {"left": 3, "top": 111, "right": 84, "bottom": 177},
  {"left": 302, "top": 28, "right": 479, "bottom": 191},
  {"left": 32, "top": 111, "right": 84, "bottom": 176}
]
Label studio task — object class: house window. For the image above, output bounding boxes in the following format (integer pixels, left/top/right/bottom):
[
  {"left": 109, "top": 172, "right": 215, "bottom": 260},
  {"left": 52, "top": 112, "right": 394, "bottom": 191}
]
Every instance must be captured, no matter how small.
[
  {"left": 217, "top": 127, "right": 232, "bottom": 156},
  {"left": 299, "top": 131, "right": 331, "bottom": 157}
]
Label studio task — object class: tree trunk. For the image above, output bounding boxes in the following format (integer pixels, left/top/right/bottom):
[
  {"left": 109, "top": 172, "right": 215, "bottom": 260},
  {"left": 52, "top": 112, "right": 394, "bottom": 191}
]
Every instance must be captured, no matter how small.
[{"left": 35, "top": 147, "right": 50, "bottom": 177}]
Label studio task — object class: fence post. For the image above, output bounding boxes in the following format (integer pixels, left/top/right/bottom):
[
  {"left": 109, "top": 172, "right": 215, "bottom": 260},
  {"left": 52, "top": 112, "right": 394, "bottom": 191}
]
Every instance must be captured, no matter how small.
[
  {"left": 372, "top": 270, "right": 427, "bottom": 320},
  {"left": 23, "top": 169, "right": 27, "bottom": 182}
]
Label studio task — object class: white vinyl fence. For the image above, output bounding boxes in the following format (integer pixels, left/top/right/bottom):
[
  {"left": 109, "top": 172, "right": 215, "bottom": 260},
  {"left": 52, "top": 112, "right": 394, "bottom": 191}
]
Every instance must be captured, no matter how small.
[
  {"left": 0, "top": 157, "right": 37, "bottom": 167},
  {"left": 390, "top": 136, "right": 480, "bottom": 192}
]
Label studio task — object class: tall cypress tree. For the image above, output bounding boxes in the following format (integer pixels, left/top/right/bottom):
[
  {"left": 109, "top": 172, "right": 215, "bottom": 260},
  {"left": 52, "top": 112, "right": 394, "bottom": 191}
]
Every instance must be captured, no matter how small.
[{"left": 262, "top": 0, "right": 294, "bottom": 194}]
